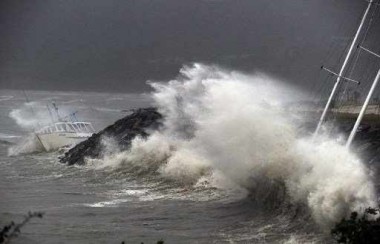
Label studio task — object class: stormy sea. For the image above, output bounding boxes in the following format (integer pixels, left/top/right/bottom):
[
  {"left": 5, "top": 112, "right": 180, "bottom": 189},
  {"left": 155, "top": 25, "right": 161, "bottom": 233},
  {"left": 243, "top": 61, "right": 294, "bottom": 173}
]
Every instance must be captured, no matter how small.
[{"left": 1, "top": 64, "right": 378, "bottom": 243}]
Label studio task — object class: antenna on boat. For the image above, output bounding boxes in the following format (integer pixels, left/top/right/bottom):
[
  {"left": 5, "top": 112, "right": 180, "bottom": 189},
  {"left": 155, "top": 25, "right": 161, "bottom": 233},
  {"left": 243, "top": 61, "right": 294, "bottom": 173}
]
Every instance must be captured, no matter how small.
[
  {"left": 46, "top": 104, "right": 55, "bottom": 124},
  {"left": 70, "top": 111, "right": 78, "bottom": 122},
  {"left": 22, "top": 90, "right": 42, "bottom": 130},
  {"left": 22, "top": 90, "right": 37, "bottom": 116},
  {"left": 51, "top": 101, "right": 62, "bottom": 122},
  {"left": 314, "top": 0, "right": 375, "bottom": 137}
]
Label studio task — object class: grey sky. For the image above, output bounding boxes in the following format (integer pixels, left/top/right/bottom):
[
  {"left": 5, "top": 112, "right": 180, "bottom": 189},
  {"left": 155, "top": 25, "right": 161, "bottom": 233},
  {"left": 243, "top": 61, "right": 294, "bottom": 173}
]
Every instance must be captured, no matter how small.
[{"left": 1, "top": 0, "right": 379, "bottom": 93}]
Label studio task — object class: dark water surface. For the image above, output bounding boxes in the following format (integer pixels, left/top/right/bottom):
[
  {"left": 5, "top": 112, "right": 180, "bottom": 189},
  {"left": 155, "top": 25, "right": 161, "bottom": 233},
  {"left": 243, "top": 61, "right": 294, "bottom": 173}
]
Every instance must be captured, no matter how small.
[{"left": 0, "top": 148, "right": 325, "bottom": 243}]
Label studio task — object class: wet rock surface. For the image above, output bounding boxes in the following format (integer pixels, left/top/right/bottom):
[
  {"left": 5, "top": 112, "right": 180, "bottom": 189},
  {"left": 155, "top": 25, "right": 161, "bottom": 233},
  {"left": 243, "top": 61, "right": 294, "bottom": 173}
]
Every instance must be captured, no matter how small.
[{"left": 59, "top": 107, "right": 162, "bottom": 165}]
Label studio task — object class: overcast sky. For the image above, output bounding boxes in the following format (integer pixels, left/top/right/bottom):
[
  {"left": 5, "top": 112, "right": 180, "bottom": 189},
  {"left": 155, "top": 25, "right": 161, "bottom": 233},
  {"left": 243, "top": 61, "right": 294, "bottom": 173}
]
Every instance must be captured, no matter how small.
[{"left": 1, "top": 0, "right": 379, "bottom": 93}]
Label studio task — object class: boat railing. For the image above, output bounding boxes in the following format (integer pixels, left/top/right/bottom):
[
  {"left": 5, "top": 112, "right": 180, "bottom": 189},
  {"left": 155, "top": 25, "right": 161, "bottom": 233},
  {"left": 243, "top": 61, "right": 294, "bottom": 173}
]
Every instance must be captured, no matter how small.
[{"left": 36, "top": 122, "right": 95, "bottom": 134}]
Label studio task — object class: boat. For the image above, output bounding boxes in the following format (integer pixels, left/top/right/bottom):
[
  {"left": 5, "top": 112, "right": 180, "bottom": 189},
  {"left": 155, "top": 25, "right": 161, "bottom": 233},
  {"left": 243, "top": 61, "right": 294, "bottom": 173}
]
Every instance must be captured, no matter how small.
[
  {"left": 30, "top": 100, "right": 95, "bottom": 152},
  {"left": 314, "top": 0, "right": 380, "bottom": 147},
  {"left": 35, "top": 121, "right": 95, "bottom": 151}
]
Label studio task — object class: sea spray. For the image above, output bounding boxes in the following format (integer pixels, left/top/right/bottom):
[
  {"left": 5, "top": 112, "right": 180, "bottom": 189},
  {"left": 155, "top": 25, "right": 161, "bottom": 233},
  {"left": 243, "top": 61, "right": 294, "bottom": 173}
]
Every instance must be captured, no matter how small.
[
  {"left": 91, "top": 63, "right": 377, "bottom": 227},
  {"left": 289, "top": 137, "right": 376, "bottom": 227},
  {"left": 7, "top": 102, "right": 49, "bottom": 155},
  {"left": 7, "top": 133, "right": 44, "bottom": 156},
  {"left": 7, "top": 101, "right": 72, "bottom": 156},
  {"left": 9, "top": 102, "right": 54, "bottom": 130}
]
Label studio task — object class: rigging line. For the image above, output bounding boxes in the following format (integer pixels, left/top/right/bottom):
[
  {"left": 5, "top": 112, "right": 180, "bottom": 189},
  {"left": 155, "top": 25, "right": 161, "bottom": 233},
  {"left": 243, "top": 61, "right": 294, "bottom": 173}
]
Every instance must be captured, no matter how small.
[
  {"left": 310, "top": 65, "right": 334, "bottom": 103},
  {"left": 334, "top": 1, "right": 379, "bottom": 117},
  {"left": 349, "top": 53, "right": 380, "bottom": 119},
  {"left": 347, "top": 0, "right": 379, "bottom": 78},
  {"left": 347, "top": 46, "right": 362, "bottom": 79},
  {"left": 319, "top": 31, "right": 354, "bottom": 113},
  {"left": 22, "top": 90, "right": 41, "bottom": 130},
  {"left": 324, "top": 10, "right": 358, "bottom": 73},
  {"left": 314, "top": 43, "right": 341, "bottom": 95},
  {"left": 325, "top": 39, "right": 339, "bottom": 66},
  {"left": 337, "top": 80, "right": 349, "bottom": 107},
  {"left": 346, "top": 6, "right": 377, "bottom": 77},
  {"left": 314, "top": 2, "right": 375, "bottom": 118},
  {"left": 312, "top": 76, "right": 331, "bottom": 105},
  {"left": 309, "top": 41, "right": 337, "bottom": 96},
  {"left": 309, "top": 31, "right": 343, "bottom": 102},
  {"left": 360, "top": 0, "right": 378, "bottom": 44},
  {"left": 372, "top": 2, "right": 380, "bottom": 54},
  {"left": 312, "top": 77, "right": 326, "bottom": 107},
  {"left": 333, "top": 81, "right": 348, "bottom": 119},
  {"left": 336, "top": 1, "right": 368, "bottom": 74},
  {"left": 310, "top": 42, "right": 339, "bottom": 104}
]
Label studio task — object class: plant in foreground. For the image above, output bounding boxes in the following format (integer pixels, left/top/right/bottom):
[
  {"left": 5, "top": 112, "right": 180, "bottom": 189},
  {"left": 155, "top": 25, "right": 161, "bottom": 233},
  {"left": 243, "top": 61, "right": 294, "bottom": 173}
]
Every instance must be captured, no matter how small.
[
  {"left": 331, "top": 207, "right": 380, "bottom": 244},
  {"left": 0, "top": 211, "right": 44, "bottom": 244}
]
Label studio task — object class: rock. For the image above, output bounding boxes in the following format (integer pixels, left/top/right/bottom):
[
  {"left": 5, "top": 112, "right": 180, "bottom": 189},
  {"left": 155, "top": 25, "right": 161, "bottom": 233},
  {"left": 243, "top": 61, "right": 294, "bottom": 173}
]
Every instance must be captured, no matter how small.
[{"left": 59, "top": 107, "right": 162, "bottom": 165}]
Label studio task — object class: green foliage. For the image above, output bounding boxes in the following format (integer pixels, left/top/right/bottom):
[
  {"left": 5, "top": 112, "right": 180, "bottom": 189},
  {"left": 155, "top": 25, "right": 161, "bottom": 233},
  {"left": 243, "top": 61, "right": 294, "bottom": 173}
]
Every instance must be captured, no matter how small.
[{"left": 331, "top": 207, "right": 380, "bottom": 244}]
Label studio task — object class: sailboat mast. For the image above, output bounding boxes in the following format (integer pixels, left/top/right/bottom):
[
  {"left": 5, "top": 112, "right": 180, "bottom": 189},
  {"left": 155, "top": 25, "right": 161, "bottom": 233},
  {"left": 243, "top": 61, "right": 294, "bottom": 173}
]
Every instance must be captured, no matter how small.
[
  {"left": 314, "top": 0, "right": 374, "bottom": 136},
  {"left": 346, "top": 69, "right": 380, "bottom": 148}
]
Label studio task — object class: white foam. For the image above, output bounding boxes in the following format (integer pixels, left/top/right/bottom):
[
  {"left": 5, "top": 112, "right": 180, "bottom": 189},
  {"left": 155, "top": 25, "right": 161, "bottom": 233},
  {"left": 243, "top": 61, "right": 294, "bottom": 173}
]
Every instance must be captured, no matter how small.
[
  {"left": 8, "top": 133, "right": 44, "bottom": 156},
  {"left": 92, "top": 63, "right": 377, "bottom": 227},
  {"left": 7, "top": 101, "right": 74, "bottom": 155},
  {"left": 83, "top": 198, "right": 132, "bottom": 208}
]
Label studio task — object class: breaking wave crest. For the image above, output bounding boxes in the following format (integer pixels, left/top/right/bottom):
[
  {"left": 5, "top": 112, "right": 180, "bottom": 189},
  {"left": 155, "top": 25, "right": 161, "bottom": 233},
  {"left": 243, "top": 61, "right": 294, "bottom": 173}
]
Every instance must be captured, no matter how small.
[
  {"left": 7, "top": 102, "right": 55, "bottom": 156},
  {"left": 8, "top": 133, "right": 44, "bottom": 156},
  {"left": 89, "top": 63, "right": 377, "bottom": 228}
]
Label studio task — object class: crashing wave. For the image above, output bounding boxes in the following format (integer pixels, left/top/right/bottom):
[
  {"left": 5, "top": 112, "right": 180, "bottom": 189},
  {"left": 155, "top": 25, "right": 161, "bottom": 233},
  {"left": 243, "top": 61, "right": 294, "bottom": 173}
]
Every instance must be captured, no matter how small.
[{"left": 73, "top": 64, "right": 376, "bottom": 228}]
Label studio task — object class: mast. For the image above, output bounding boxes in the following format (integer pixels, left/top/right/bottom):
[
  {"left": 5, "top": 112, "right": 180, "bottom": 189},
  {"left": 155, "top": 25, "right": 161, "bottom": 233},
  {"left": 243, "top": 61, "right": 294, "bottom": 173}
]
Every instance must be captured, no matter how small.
[
  {"left": 314, "top": 0, "right": 374, "bottom": 137},
  {"left": 346, "top": 69, "right": 380, "bottom": 148}
]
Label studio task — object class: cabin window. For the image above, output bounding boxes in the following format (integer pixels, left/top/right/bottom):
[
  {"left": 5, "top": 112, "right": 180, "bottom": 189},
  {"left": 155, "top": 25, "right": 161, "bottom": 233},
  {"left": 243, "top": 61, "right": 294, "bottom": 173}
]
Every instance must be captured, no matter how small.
[
  {"left": 79, "top": 123, "right": 86, "bottom": 132},
  {"left": 57, "top": 124, "right": 64, "bottom": 132},
  {"left": 67, "top": 124, "right": 75, "bottom": 132},
  {"left": 74, "top": 123, "right": 82, "bottom": 132}
]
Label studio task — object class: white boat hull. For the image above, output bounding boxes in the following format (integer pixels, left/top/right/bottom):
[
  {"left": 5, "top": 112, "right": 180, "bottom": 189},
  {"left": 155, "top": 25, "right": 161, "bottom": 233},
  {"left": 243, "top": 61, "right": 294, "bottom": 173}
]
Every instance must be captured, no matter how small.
[{"left": 36, "top": 132, "right": 91, "bottom": 151}]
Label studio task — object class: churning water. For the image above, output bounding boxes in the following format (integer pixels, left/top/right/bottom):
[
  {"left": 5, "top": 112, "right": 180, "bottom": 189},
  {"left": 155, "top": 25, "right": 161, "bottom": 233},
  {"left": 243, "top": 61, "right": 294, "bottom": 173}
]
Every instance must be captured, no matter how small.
[{"left": 0, "top": 64, "right": 377, "bottom": 243}]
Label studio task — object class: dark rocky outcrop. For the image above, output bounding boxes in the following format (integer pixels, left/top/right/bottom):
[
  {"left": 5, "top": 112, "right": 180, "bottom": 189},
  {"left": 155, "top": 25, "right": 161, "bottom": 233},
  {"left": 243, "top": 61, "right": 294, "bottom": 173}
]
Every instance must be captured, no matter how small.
[{"left": 59, "top": 108, "right": 162, "bottom": 165}]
